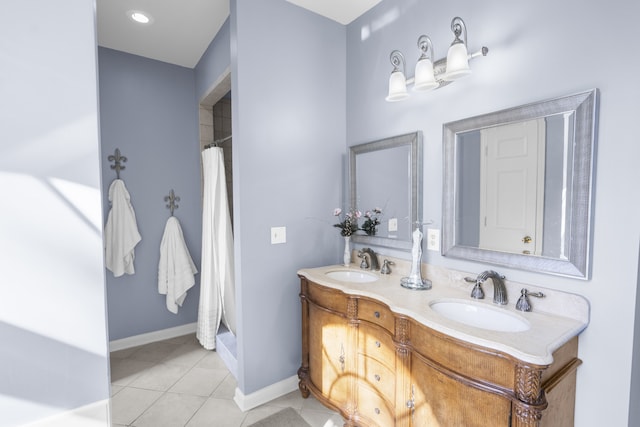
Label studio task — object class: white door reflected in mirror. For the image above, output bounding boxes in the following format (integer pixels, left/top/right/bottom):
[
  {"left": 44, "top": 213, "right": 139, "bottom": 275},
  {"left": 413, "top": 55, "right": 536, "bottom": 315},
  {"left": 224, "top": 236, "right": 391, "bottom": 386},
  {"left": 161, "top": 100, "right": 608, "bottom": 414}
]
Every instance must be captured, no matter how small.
[{"left": 479, "top": 119, "right": 545, "bottom": 255}]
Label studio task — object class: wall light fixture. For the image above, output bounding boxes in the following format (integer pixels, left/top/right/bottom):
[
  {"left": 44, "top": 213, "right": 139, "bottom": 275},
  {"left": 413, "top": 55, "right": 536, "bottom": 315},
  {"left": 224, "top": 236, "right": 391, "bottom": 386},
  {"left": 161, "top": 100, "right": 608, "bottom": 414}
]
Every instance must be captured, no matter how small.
[{"left": 385, "top": 17, "right": 488, "bottom": 102}]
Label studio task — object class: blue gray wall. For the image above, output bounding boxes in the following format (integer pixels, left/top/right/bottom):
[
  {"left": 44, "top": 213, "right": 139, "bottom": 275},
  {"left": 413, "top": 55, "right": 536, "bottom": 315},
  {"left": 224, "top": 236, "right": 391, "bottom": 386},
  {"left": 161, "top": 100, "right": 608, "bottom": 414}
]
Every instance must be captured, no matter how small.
[
  {"left": 457, "top": 131, "right": 481, "bottom": 247},
  {"left": 195, "top": 18, "right": 231, "bottom": 100},
  {"left": 0, "top": 0, "right": 109, "bottom": 425},
  {"left": 98, "top": 48, "right": 202, "bottom": 340},
  {"left": 347, "top": 1, "right": 640, "bottom": 425},
  {"left": 230, "top": 0, "right": 347, "bottom": 394}
]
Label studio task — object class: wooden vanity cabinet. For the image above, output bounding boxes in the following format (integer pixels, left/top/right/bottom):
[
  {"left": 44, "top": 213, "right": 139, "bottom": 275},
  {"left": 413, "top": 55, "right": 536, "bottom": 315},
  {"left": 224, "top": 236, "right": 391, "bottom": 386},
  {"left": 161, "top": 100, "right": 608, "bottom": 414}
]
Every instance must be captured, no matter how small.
[
  {"left": 301, "top": 280, "right": 355, "bottom": 411},
  {"left": 298, "top": 277, "right": 581, "bottom": 427}
]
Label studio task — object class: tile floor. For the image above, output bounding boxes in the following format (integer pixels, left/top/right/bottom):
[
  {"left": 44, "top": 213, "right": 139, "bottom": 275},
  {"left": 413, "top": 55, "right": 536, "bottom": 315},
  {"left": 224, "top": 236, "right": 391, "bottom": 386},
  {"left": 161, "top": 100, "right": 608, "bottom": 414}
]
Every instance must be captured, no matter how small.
[{"left": 109, "top": 334, "right": 344, "bottom": 427}]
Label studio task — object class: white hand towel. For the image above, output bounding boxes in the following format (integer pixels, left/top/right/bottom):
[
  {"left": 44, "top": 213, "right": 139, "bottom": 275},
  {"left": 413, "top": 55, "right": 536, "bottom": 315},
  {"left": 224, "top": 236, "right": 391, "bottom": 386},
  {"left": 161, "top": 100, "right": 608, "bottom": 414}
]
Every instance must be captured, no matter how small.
[
  {"left": 158, "top": 216, "right": 198, "bottom": 314},
  {"left": 105, "top": 179, "right": 142, "bottom": 277}
]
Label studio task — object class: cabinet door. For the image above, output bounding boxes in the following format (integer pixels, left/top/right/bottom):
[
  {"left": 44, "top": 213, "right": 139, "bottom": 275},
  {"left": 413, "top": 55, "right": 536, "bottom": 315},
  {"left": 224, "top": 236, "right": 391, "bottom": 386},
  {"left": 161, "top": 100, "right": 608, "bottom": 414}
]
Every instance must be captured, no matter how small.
[
  {"left": 308, "top": 304, "right": 350, "bottom": 406},
  {"left": 408, "top": 354, "right": 512, "bottom": 427}
]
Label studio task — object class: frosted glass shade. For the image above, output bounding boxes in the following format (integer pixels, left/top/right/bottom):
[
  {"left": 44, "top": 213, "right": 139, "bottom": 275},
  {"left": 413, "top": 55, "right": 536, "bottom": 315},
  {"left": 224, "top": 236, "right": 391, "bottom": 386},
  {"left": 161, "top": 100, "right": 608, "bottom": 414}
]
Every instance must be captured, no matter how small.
[
  {"left": 386, "top": 71, "right": 409, "bottom": 102},
  {"left": 413, "top": 58, "right": 438, "bottom": 92},
  {"left": 445, "top": 43, "right": 471, "bottom": 81}
]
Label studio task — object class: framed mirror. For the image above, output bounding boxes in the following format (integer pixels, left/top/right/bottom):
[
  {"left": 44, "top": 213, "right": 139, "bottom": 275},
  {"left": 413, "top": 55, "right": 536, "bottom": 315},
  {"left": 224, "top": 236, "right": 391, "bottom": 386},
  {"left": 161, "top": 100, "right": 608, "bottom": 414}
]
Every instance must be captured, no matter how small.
[
  {"left": 442, "top": 89, "right": 598, "bottom": 279},
  {"left": 350, "top": 132, "right": 423, "bottom": 250}
]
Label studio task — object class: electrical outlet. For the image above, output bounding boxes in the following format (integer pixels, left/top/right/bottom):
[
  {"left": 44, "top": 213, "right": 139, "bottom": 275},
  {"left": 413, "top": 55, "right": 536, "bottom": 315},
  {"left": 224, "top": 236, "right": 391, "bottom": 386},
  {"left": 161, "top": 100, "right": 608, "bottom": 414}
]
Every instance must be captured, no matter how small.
[
  {"left": 426, "top": 228, "right": 440, "bottom": 251},
  {"left": 388, "top": 218, "right": 398, "bottom": 232},
  {"left": 270, "top": 226, "right": 286, "bottom": 244}
]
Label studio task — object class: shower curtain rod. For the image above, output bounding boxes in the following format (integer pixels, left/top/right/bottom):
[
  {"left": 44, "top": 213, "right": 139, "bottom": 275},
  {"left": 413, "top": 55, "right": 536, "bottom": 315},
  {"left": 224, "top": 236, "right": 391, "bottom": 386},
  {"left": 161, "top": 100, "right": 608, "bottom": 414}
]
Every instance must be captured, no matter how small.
[{"left": 204, "top": 134, "right": 232, "bottom": 149}]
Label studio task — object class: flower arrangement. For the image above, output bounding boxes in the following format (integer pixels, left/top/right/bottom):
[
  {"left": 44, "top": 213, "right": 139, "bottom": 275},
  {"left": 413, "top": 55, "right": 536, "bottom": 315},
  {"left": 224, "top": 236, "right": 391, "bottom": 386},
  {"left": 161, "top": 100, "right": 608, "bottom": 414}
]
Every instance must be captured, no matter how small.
[
  {"left": 333, "top": 208, "right": 361, "bottom": 237},
  {"left": 361, "top": 207, "right": 383, "bottom": 236}
]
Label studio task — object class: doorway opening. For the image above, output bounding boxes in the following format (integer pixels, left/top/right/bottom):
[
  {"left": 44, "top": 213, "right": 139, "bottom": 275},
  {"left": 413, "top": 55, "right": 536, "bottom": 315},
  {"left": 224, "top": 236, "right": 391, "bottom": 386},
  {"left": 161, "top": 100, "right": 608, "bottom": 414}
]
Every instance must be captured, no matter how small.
[{"left": 198, "top": 69, "right": 237, "bottom": 378}]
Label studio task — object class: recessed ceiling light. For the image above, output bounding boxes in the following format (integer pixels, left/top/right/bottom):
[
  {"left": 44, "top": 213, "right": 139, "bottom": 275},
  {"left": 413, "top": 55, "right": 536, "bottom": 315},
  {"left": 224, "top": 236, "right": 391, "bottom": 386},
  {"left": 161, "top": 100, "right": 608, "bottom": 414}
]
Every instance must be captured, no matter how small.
[{"left": 128, "top": 10, "right": 153, "bottom": 24}]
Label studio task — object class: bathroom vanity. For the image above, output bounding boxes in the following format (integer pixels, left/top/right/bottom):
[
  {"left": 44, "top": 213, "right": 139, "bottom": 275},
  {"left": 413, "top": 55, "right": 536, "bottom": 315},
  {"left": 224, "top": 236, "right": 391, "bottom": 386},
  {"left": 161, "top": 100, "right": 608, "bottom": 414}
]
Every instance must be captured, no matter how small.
[{"left": 297, "top": 262, "right": 589, "bottom": 427}]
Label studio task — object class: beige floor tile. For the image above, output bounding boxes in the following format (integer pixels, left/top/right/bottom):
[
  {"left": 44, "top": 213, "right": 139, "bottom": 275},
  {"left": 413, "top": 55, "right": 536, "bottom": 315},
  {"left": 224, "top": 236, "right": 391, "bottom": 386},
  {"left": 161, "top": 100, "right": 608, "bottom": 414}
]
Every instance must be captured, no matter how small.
[
  {"left": 110, "top": 387, "right": 163, "bottom": 426},
  {"left": 195, "top": 350, "right": 228, "bottom": 370},
  {"left": 169, "top": 367, "right": 229, "bottom": 396},
  {"left": 266, "top": 390, "right": 305, "bottom": 411},
  {"left": 110, "top": 358, "right": 155, "bottom": 386},
  {"left": 128, "top": 341, "right": 183, "bottom": 363},
  {"left": 128, "top": 362, "right": 191, "bottom": 391},
  {"left": 131, "top": 392, "right": 206, "bottom": 427},
  {"left": 165, "top": 333, "right": 198, "bottom": 345},
  {"left": 301, "top": 393, "right": 333, "bottom": 413},
  {"left": 110, "top": 346, "right": 139, "bottom": 359},
  {"left": 186, "top": 397, "right": 246, "bottom": 427},
  {"left": 301, "top": 410, "right": 344, "bottom": 427},
  {"left": 110, "top": 334, "right": 342, "bottom": 426},
  {"left": 239, "top": 404, "right": 283, "bottom": 426},
  {"left": 162, "top": 342, "right": 209, "bottom": 367},
  {"left": 211, "top": 373, "right": 237, "bottom": 399},
  {"left": 110, "top": 384, "right": 124, "bottom": 397}
]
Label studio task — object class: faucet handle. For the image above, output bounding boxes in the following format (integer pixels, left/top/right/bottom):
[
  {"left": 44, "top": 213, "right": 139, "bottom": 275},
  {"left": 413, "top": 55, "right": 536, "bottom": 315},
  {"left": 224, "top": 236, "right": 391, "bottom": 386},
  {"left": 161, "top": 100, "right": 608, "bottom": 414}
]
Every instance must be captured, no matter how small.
[
  {"left": 357, "top": 251, "right": 369, "bottom": 269},
  {"left": 516, "top": 288, "right": 545, "bottom": 312},
  {"left": 465, "top": 277, "right": 485, "bottom": 299},
  {"left": 381, "top": 259, "right": 394, "bottom": 274}
]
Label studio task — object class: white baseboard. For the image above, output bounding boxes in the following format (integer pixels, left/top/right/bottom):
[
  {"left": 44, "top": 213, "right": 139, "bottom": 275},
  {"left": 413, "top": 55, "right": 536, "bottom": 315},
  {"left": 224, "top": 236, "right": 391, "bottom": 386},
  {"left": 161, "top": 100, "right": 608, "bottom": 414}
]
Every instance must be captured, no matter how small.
[
  {"left": 109, "top": 322, "right": 197, "bottom": 352},
  {"left": 233, "top": 375, "right": 299, "bottom": 412}
]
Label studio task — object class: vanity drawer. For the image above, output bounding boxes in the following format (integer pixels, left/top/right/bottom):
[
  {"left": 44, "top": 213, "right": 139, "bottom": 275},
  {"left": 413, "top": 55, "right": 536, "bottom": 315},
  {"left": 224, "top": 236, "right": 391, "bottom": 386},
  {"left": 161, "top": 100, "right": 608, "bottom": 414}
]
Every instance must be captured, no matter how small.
[
  {"left": 357, "top": 384, "right": 395, "bottom": 427},
  {"left": 305, "top": 281, "right": 348, "bottom": 314},
  {"left": 358, "top": 298, "right": 394, "bottom": 333},
  {"left": 358, "top": 354, "right": 395, "bottom": 404},
  {"left": 358, "top": 322, "right": 395, "bottom": 370}
]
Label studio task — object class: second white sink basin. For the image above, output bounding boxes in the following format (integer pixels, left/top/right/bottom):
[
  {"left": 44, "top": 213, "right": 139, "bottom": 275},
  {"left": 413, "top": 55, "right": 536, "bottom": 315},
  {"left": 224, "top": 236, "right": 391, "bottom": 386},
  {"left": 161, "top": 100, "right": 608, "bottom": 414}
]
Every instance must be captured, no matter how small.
[
  {"left": 326, "top": 270, "right": 378, "bottom": 283},
  {"left": 430, "top": 300, "right": 530, "bottom": 332}
]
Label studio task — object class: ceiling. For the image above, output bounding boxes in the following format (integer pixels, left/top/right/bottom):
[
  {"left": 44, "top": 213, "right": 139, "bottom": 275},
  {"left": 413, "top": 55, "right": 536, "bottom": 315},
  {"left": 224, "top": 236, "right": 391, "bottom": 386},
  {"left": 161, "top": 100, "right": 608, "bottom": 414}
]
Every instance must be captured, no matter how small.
[{"left": 97, "top": 0, "right": 382, "bottom": 68}]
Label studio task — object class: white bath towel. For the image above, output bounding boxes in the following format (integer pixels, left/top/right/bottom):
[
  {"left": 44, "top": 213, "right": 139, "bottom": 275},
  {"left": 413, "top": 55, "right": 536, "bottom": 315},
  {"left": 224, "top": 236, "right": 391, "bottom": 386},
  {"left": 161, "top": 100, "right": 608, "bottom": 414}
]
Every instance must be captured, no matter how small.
[
  {"left": 105, "top": 179, "right": 142, "bottom": 277},
  {"left": 158, "top": 216, "right": 198, "bottom": 314}
]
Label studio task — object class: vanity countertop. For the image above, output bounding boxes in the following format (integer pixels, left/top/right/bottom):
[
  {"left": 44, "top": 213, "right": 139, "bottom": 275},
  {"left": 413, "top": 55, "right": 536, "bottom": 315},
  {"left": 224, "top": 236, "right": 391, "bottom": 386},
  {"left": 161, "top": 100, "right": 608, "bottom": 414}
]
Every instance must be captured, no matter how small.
[{"left": 298, "top": 262, "right": 590, "bottom": 366}]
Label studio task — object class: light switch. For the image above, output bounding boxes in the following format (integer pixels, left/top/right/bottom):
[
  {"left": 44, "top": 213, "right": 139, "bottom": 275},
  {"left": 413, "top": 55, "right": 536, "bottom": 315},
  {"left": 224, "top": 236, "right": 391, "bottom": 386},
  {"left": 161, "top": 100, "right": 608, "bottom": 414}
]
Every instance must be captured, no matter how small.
[
  {"left": 388, "top": 218, "right": 398, "bottom": 232},
  {"left": 426, "top": 228, "right": 440, "bottom": 251},
  {"left": 271, "top": 226, "right": 286, "bottom": 244}
]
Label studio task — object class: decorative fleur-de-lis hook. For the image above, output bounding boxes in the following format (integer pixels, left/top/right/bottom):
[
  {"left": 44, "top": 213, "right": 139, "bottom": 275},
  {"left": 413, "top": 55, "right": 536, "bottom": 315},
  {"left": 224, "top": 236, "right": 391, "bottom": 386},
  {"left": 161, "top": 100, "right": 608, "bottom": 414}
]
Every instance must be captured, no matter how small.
[
  {"left": 108, "top": 148, "right": 127, "bottom": 179},
  {"left": 164, "top": 189, "right": 180, "bottom": 216}
]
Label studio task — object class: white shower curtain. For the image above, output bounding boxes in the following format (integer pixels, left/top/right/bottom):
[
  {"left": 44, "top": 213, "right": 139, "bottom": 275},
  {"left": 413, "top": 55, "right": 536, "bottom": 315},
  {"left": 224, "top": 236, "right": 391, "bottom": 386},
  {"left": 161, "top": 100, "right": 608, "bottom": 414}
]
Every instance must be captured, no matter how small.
[{"left": 197, "top": 147, "right": 236, "bottom": 350}]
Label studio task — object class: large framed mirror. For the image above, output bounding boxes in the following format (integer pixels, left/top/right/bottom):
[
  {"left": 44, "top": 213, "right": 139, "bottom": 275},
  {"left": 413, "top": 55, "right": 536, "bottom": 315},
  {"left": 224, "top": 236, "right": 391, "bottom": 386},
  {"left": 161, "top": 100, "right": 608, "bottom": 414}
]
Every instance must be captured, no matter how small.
[
  {"left": 442, "top": 89, "right": 598, "bottom": 279},
  {"left": 350, "top": 132, "right": 423, "bottom": 250}
]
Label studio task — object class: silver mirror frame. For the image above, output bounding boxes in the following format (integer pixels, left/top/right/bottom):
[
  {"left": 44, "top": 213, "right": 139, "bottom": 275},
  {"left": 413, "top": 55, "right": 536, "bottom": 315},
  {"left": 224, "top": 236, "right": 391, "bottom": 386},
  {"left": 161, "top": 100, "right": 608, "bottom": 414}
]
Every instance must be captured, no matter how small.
[
  {"left": 442, "top": 89, "right": 598, "bottom": 279},
  {"left": 350, "top": 131, "right": 423, "bottom": 250}
]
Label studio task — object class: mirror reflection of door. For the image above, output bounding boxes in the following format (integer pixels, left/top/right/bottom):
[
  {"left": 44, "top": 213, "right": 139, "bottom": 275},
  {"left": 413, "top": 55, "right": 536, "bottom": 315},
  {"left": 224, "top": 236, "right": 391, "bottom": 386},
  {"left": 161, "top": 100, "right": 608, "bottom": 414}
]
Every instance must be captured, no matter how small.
[{"left": 479, "top": 119, "right": 545, "bottom": 255}]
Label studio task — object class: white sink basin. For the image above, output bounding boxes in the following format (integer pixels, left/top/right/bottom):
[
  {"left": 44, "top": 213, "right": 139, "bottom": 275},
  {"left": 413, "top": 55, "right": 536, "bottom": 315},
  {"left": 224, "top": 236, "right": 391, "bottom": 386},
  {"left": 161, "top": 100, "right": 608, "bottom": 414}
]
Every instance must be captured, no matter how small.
[
  {"left": 325, "top": 270, "right": 378, "bottom": 283},
  {"left": 430, "top": 300, "right": 530, "bottom": 332}
]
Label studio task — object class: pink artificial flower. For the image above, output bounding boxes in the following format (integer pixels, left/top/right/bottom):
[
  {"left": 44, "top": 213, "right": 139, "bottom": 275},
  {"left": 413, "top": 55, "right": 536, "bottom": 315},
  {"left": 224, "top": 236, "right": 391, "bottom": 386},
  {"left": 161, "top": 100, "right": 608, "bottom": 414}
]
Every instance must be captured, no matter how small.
[{"left": 333, "top": 208, "right": 342, "bottom": 216}]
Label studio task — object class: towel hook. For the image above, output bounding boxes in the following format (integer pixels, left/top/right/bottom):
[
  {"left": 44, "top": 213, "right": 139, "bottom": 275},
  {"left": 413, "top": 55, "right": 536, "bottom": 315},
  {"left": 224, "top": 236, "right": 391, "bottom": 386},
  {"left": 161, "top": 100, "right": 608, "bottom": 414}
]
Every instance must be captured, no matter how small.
[
  {"left": 108, "top": 148, "right": 127, "bottom": 179},
  {"left": 164, "top": 189, "right": 180, "bottom": 216}
]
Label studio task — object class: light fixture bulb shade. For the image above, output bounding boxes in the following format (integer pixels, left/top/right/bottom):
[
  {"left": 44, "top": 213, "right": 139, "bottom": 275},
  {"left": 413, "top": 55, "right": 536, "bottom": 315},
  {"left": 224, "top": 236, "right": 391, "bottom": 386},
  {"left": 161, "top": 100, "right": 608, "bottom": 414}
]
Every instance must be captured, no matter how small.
[
  {"left": 413, "top": 58, "right": 438, "bottom": 92},
  {"left": 445, "top": 43, "right": 471, "bottom": 81},
  {"left": 386, "top": 71, "right": 409, "bottom": 102}
]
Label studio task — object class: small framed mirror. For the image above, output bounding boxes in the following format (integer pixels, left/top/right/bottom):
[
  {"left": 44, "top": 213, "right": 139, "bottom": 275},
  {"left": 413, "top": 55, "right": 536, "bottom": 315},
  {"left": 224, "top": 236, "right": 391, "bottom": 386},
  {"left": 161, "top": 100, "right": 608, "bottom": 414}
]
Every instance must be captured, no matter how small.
[
  {"left": 350, "top": 132, "right": 423, "bottom": 250},
  {"left": 442, "top": 89, "right": 598, "bottom": 279}
]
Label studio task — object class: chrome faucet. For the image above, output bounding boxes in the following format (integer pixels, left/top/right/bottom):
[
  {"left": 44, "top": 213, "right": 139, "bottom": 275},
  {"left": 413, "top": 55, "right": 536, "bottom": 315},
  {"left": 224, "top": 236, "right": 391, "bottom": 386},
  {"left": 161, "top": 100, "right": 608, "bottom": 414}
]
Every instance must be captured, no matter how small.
[
  {"left": 357, "top": 248, "right": 380, "bottom": 271},
  {"left": 466, "top": 270, "right": 508, "bottom": 305}
]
